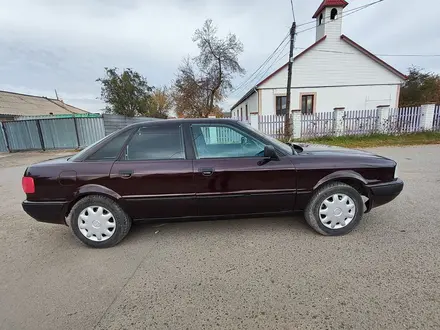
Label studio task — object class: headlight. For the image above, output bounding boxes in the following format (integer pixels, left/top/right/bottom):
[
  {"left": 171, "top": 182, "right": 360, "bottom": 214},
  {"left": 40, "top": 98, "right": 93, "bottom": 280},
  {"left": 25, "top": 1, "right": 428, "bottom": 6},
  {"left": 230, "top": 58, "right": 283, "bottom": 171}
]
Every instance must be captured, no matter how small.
[{"left": 394, "top": 164, "right": 399, "bottom": 179}]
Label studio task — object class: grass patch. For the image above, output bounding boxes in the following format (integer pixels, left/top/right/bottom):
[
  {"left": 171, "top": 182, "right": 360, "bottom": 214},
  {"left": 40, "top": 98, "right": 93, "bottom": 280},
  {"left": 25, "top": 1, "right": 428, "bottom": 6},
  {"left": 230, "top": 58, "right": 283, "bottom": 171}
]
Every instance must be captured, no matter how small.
[{"left": 294, "top": 131, "right": 440, "bottom": 148}]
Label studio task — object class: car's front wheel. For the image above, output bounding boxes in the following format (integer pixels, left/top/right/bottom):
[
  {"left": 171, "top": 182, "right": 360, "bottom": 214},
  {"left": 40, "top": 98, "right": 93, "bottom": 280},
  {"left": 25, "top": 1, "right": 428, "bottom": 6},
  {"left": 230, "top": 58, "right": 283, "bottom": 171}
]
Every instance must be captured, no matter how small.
[
  {"left": 304, "top": 182, "right": 364, "bottom": 236},
  {"left": 69, "top": 195, "right": 132, "bottom": 248}
]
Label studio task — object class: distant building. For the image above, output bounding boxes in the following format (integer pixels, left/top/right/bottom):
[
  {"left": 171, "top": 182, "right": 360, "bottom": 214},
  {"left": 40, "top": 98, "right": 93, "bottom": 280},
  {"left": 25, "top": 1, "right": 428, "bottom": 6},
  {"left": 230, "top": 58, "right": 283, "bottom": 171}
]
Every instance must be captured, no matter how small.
[
  {"left": 231, "top": 0, "right": 406, "bottom": 119},
  {"left": 0, "top": 90, "right": 88, "bottom": 121}
]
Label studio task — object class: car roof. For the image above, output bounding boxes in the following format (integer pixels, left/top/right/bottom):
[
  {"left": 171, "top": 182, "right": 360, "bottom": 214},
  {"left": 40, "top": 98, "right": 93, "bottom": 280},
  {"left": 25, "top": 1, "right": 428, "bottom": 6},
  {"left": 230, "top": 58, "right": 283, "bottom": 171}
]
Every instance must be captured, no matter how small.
[{"left": 126, "top": 118, "right": 240, "bottom": 129}]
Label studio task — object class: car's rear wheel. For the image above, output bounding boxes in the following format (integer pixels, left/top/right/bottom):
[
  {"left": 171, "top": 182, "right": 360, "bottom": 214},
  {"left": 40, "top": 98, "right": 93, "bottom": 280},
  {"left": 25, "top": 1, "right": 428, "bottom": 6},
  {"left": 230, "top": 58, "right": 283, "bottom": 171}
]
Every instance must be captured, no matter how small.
[
  {"left": 69, "top": 195, "right": 131, "bottom": 248},
  {"left": 304, "top": 182, "right": 364, "bottom": 236}
]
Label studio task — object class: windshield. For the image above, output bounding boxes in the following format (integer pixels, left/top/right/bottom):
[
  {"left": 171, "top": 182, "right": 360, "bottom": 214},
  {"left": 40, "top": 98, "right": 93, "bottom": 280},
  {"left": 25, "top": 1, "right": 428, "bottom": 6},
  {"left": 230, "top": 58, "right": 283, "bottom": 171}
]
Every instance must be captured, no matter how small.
[
  {"left": 237, "top": 122, "right": 293, "bottom": 155},
  {"left": 69, "top": 129, "right": 121, "bottom": 161}
]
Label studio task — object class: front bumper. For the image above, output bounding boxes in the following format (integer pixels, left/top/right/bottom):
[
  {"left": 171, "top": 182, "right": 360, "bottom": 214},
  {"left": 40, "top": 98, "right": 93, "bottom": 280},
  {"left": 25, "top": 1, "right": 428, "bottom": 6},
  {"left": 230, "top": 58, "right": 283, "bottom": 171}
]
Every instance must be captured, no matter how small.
[
  {"left": 22, "top": 201, "right": 68, "bottom": 225},
  {"left": 366, "top": 178, "right": 404, "bottom": 210}
]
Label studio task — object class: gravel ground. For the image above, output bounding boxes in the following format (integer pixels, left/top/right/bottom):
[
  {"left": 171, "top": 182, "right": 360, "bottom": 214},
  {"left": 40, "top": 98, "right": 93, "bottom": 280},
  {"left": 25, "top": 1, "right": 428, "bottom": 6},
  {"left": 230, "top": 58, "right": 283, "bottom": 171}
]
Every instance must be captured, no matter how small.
[{"left": 0, "top": 145, "right": 439, "bottom": 330}]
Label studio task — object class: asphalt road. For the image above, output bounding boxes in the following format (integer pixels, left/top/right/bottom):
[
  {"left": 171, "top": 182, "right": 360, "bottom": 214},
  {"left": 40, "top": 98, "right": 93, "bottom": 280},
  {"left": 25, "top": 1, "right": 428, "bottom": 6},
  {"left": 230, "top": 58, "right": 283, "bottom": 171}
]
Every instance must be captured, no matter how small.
[{"left": 0, "top": 146, "right": 439, "bottom": 330}]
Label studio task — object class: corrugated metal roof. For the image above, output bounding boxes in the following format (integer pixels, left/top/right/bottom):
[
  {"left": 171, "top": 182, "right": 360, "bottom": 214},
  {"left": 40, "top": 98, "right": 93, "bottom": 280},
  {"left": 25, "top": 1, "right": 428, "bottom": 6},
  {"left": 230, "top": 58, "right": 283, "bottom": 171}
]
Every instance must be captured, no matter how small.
[{"left": 0, "top": 90, "right": 88, "bottom": 116}]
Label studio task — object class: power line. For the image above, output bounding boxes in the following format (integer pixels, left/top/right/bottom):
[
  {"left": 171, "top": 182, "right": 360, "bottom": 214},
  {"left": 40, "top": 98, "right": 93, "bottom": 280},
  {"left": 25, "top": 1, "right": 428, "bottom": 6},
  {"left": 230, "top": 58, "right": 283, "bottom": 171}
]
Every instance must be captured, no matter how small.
[
  {"left": 294, "top": 47, "right": 440, "bottom": 57},
  {"left": 295, "top": 0, "right": 374, "bottom": 29},
  {"left": 230, "top": 33, "right": 289, "bottom": 95},
  {"left": 297, "top": 0, "right": 385, "bottom": 34},
  {"left": 251, "top": 42, "right": 290, "bottom": 86},
  {"left": 230, "top": 0, "right": 387, "bottom": 100}
]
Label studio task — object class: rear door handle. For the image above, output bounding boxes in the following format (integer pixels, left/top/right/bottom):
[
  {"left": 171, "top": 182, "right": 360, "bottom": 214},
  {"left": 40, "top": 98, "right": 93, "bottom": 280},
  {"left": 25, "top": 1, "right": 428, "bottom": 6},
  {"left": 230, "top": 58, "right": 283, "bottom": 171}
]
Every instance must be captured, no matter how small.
[
  {"left": 199, "top": 168, "right": 214, "bottom": 177},
  {"left": 119, "top": 170, "right": 133, "bottom": 179}
]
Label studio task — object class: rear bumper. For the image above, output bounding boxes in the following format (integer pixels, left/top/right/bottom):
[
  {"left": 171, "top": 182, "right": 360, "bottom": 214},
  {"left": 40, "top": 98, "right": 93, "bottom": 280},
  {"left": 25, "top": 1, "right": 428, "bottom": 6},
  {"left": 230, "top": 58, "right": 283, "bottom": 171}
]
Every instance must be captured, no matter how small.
[
  {"left": 22, "top": 201, "right": 68, "bottom": 225},
  {"left": 366, "top": 178, "right": 404, "bottom": 210}
]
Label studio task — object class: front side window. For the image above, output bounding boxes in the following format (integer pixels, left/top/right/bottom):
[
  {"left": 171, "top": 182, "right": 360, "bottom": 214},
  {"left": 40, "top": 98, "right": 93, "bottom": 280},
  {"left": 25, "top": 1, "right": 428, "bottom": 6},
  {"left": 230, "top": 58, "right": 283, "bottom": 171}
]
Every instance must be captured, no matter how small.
[
  {"left": 301, "top": 94, "right": 315, "bottom": 114},
  {"left": 275, "top": 96, "right": 287, "bottom": 115},
  {"left": 191, "top": 124, "right": 265, "bottom": 159},
  {"left": 123, "top": 125, "right": 185, "bottom": 161}
]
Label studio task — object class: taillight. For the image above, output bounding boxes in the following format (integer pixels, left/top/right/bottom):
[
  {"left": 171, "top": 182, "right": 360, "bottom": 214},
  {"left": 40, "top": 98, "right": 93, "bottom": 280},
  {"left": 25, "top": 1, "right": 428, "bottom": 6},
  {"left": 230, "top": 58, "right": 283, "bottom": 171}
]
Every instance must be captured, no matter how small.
[{"left": 22, "top": 177, "right": 35, "bottom": 194}]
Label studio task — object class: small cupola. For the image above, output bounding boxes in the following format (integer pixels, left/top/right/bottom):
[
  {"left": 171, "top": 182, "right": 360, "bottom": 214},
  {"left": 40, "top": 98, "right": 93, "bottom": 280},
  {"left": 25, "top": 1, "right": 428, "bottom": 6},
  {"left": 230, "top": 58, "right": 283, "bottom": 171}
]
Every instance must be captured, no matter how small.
[{"left": 313, "top": 0, "right": 348, "bottom": 41}]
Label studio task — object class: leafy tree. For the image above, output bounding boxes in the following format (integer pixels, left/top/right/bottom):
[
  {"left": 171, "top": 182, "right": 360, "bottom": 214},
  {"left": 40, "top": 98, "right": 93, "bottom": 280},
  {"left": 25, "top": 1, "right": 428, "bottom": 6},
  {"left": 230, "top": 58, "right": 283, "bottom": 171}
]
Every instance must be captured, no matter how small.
[
  {"left": 97, "top": 67, "right": 162, "bottom": 117},
  {"left": 150, "top": 86, "right": 173, "bottom": 119},
  {"left": 173, "top": 19, "right": 245, "bottom": 118},
  {"left": 400, "top": 66, "right": 440, "bottom": 106}
]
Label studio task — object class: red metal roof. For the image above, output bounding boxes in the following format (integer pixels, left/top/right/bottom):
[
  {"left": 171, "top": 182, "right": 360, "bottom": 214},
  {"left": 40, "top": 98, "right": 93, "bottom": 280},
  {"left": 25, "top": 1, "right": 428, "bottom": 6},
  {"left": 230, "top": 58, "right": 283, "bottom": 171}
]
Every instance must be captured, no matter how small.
[
  {"left": 340, "top": 35, "right": 408, "bottom": 80},
  {"left": 312, "top": 0, "right": 348, "bottom": 18}
]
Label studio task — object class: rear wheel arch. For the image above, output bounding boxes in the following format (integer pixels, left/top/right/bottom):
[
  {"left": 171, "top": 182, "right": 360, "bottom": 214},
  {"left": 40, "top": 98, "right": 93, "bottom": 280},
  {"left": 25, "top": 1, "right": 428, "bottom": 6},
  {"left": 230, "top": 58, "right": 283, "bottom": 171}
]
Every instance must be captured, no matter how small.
[{"left": 65, "top": 185, "right": 124, "bottom": 219}]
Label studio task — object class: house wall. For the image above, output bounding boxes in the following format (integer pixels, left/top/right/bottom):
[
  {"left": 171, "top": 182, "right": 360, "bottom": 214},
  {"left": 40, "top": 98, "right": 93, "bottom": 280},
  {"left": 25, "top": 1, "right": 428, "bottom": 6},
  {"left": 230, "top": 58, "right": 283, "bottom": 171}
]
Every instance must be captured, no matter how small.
[
  {"left": 256, "top": 32, "right": 403, "bottom": 114},
  {"left": 260, "top": 39, "right": 403, "bottom": 89},
  {"left": 231, "top": 91, "right": 258, "bottom": 118},
  {"left": 259, "top": 84, "right": 400, "bottom": 114}
]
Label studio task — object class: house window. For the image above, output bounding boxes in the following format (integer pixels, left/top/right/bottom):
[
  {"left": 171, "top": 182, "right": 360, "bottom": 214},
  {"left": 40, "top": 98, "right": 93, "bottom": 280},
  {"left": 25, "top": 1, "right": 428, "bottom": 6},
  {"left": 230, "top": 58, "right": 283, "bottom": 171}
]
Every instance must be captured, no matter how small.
[
  {"left": 240, "top": 107, "right": 243, "bottom": 120},
  {"left": 275, "top": 96, "right": 287, "bottom": 115},
  {"left": 245, "top": 104, "right": 249, "bottom": 120},
  {"left": 319, "top": 13, "right": 323, "bottom": 25},
  {"left": 330, "top": 8, "right": 338, "bottom": 20},
  {"left": 301, "top": 94, "right": 315, "bottom": 114}
]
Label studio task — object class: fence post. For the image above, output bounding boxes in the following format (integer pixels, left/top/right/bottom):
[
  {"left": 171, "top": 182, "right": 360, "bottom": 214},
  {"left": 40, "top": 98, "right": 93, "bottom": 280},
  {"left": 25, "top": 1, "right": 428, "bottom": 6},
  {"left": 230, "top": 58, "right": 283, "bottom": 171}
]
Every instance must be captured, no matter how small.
[
  {"left": 333, "top": 107, "right": 345, "bottom": 136},
  {"left": 420, "top": 104, "right": 435, "bottom": 131},
  {"left": 250, "top": 114, "right": 259, "bottom": 130},
  {"left": 1, "top": 122, "right": 10, "bottom": 152},
  {"left": 73, "top": 117, "right": 81, "bottom": 148},
  {"left": 291, "top": 110, "right": 301, "bottom": 139},
  {"left": 35, "top": 120, "right": 45, "bottom": 151},
  {"left": 376, "top": 105, "right": 390, "bottom": 133}
]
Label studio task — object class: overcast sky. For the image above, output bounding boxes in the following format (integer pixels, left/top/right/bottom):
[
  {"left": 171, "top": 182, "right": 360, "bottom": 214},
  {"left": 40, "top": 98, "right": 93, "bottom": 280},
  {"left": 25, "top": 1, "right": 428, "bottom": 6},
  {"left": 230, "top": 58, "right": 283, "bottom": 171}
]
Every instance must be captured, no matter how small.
[{"left": 0, "top": 0, "right": 439, "bottom": 113}]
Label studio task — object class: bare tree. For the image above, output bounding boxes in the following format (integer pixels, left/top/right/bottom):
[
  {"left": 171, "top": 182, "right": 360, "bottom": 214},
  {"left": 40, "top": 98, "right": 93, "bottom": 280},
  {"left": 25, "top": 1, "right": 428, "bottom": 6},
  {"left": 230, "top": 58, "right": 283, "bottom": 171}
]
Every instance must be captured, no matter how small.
[{"left": 173, "top": 19, "right": 245, "bottom": 118}]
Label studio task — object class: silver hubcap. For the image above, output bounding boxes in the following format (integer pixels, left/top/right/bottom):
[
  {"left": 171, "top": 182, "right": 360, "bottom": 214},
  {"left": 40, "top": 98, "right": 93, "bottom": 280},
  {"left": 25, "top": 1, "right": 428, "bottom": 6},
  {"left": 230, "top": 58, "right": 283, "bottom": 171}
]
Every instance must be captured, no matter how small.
[
  {"left": 78, "top": 206, "right": 116, "bottom": 242},
  {"left": 319, "top": 194, "right": 356, "bottom": 229}
]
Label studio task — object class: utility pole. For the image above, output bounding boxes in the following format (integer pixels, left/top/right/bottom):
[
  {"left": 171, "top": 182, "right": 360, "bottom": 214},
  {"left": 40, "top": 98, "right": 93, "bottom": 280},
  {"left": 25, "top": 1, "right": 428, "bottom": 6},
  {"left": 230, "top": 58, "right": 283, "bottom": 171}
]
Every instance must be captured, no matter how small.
[{"left": 284, "top": 21, "right": 296, "bottom": 139}]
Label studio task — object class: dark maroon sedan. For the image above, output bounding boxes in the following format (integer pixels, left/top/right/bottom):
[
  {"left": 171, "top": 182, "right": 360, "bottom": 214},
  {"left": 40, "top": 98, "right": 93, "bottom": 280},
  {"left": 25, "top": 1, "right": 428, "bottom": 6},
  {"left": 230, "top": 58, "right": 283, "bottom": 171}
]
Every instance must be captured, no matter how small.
[{"left": 22, "top": 119, "right": 403, "bottom": 248}]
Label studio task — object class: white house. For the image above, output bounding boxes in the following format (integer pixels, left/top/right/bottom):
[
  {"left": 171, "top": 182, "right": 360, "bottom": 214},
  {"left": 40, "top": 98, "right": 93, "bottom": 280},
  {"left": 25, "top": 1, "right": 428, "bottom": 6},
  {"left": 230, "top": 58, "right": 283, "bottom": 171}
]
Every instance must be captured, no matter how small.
[{"left": 231, "top": 0, "right": 407, "bottom": 119}]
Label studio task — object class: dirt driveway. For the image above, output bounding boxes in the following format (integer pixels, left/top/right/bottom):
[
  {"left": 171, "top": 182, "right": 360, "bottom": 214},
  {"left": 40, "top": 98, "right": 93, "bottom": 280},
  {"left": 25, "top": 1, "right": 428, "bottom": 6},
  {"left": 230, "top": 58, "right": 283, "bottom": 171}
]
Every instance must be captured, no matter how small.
[{"left": 0, "top": 146, "right": 439, "bottom": 330}]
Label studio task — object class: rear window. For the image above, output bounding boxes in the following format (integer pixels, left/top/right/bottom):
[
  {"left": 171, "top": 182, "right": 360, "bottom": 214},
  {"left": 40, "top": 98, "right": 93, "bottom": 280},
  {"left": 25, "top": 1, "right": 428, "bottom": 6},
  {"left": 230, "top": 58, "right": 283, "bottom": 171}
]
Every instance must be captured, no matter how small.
[
  {"left": 122, "top": 125, "right": 185, "bottom": 161},
  {"left": 87, "top": 129, "right": 133, "bottom": 161}
]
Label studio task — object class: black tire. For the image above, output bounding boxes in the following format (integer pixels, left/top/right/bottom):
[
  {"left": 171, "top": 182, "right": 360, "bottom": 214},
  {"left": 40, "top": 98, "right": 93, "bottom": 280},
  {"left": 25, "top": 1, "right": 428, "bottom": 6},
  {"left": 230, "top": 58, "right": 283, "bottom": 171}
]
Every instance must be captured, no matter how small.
[
  {"left": 304, "top": 182, "right": 364, "bottom": 236},
  {"left": 68, "top": 195, "right": 132, "bottom": 248}
]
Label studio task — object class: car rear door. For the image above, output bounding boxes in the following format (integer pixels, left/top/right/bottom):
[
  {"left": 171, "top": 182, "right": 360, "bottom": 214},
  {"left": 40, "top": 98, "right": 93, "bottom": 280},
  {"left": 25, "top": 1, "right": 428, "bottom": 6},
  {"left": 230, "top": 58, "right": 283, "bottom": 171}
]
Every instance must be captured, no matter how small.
[
  {"left": 188, "top": 122, "right": 297, "bottom": 217},
  {"left": 107, "top": 123, "right": 196, "bottom": 220}
]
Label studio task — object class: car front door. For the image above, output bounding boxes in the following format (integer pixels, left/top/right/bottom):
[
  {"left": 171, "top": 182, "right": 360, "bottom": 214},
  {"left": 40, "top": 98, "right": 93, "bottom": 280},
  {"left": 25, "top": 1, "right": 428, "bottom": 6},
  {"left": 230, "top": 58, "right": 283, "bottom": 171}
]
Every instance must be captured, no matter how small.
[
  {"left": 107, "top": 123, "right": 196, "bottom": 220},
  {"left": 189, "top": 123, "right": 297, "bottom": 217}
]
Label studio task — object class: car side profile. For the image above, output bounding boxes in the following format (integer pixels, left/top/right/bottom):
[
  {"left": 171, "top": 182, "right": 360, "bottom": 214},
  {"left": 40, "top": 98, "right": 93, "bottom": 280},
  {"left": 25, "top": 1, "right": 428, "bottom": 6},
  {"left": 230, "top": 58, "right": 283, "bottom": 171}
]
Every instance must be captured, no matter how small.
[{"left": 22, "top": 119, "right": 404, "bottom": 248}]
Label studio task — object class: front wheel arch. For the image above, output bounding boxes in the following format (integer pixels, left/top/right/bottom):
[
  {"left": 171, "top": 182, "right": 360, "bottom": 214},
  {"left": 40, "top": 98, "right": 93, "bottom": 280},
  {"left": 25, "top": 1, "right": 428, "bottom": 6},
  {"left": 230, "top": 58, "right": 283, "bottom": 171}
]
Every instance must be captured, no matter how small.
[{"left": 314, "top": 171, "right": 370, "bottom": 197}]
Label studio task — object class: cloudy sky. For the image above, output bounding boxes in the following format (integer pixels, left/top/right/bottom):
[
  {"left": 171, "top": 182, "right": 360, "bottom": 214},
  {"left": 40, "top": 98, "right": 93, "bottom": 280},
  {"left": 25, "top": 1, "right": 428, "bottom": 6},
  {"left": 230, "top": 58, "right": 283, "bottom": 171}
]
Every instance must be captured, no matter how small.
[{"left": 0, "top": 0, "right": 439, "bottom": 113}]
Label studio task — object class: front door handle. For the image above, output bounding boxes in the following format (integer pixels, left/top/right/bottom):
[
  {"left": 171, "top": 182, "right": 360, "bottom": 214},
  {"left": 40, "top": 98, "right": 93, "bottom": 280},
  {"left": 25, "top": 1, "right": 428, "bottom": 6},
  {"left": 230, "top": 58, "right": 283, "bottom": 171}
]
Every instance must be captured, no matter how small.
[
  {"left": 119, "top": 170, "right": 133, "bottom": 179},
  {"left": 199, "top": 168, "right": 214, "bottom": 177}
]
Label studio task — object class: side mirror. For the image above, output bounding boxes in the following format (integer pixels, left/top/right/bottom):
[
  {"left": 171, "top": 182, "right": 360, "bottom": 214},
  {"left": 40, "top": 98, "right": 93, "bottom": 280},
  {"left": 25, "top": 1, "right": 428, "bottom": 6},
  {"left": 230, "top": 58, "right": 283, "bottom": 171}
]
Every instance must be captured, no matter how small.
[{"left": 263, "top": 145, "right": 279, "bottom": 160}]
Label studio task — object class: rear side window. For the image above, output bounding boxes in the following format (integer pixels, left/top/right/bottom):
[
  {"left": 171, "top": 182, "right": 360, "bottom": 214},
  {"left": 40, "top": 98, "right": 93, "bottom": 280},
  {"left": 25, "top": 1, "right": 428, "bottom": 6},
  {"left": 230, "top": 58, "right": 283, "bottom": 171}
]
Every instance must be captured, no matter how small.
[
  {"left": 87, "top": 129, "right": 133, "bottom": 161},
  {"left": 122, "top": 125, "right": 185, "bottom": 161}
]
